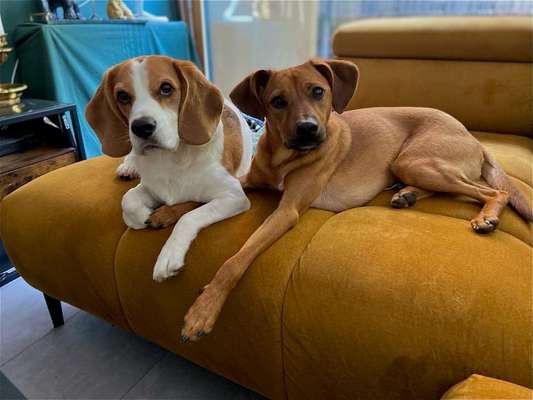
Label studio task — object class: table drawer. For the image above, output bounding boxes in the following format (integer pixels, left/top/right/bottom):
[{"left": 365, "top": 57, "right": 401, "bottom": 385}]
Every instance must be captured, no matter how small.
[{"left": 0, "top": 148, "right": 76, "bottom": 199}]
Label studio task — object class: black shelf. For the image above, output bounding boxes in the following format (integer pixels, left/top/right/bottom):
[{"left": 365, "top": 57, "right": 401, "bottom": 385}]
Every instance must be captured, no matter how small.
[{"left": 0, "top": 98, "right": 85, "bottom": 287}]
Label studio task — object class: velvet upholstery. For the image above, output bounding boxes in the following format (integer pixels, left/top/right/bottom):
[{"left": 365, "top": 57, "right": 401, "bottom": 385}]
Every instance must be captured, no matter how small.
[
  {"left": 1, "top": 16, "right": 532, "bottom": 400},
  {"left": 442, "top": 374, "right": 532, "bottom": 399},
  {"left": 114, "top": 193, "right": 332, "bottom": 399},
  {"left": 333, "top": 16, "right": 533, "bottom": 62},
  {"left": 340, "top": 58, "right": 533, "bottom": 137},
  {"left": 283, "top": 208, "right": 531, "bottom": 399},
  {"left": 0, "top": 157, "right": 133, "bottom": 329}
]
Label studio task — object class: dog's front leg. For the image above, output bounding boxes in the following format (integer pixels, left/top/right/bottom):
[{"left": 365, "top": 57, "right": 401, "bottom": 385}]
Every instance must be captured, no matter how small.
[
  {"left": 180, "top": 169, "right": 328, "bottom": 342},
  {"left": 146, "top": 201, "right": 202, "bottom": 229},
  {"left": 152, "top": 193, "right": 250, "bottom": 282},
  {"left": 121, "top": 184, "right": 157, "bottom": 229},
  {"left": 180, "top": 202, "right": 299, "bottom": 342},
  {"left": 116, "top": 151, "right": 139, "bottom": 180}
]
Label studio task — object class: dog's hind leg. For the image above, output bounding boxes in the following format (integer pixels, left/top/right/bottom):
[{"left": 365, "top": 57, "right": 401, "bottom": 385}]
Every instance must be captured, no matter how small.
[
  {"left": 392, "top": 157, "right": 509, "bottom": 233},
  {"left": 391, "top": 186, "right": 434, "bottom": 208}
]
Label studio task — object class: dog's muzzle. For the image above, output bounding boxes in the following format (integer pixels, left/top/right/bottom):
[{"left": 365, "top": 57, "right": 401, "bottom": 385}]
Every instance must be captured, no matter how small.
[
  {"left": 131, "top": 117, "right": 157, "bottom": 139},
  {"left": 288, "top": 121, "right": 325, "bottom": 151}
]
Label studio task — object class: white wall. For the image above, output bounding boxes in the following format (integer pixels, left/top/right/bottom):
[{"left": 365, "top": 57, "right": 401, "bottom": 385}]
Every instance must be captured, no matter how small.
[{"left": 207, "top": 0, "right": 318, "bottom": 96}]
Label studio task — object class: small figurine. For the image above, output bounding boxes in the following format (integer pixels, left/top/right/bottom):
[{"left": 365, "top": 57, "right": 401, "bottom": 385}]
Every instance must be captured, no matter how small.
[
  {"left": 40, "top": 0, "right": 82, "bottom": 20},
  {"left": 107, "top": 0, "right": 134, "bottom": 20}
]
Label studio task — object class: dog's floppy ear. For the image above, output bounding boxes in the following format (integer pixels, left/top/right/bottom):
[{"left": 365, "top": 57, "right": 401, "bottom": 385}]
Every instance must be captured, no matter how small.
[
  {"left": 310, "top": 59, "right": 359, "bottom": 114},
  {"left": 174, "top": 60, "right": 224, "bottom": 145},
  {"left": 85, "top": 68, "right": 131, "bottom": 157},
  {"left": 230, "top": 69, "right": 271, "bottom": 120}
]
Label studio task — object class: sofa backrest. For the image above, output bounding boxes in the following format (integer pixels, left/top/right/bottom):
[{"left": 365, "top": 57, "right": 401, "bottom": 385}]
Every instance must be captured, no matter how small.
[{"left": 333, "top": 16, "right": 533, "bottom": 137}]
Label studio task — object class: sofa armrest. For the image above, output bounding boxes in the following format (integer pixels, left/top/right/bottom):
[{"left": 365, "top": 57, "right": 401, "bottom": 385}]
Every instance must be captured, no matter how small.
[
  {"left": 333, "top": 16, "right": 533, "bottom": 62},
  {"left": 332, "top": 16, "right": 533, "bottom": 137}
]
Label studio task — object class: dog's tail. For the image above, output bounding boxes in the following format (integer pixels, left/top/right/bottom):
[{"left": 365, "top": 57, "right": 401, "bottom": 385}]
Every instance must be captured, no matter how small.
[{"left": 482, "top": 148, "right": 532, "bottom": 222}]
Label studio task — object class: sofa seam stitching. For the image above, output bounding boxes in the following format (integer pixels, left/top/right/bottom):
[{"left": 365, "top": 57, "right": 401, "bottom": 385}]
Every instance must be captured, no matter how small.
[
  {"left": 353, "top": 205, "right": 531, "bottom": 247},
  {"left": 278, "top": 212, "right": 337, "bottom": 400},
  {"left": 277, "top": 204, "right": 530, "bottom": 397},
  {"left": 111, "top": 227, "right": 135, "bottom": 332}
]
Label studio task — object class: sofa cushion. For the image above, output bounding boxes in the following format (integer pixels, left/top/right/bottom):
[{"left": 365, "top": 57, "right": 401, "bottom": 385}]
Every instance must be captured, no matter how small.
[
  {"left": 0, "top": 155, "right": 335, "bottom": 398},
  {"left": 1, "top": 132, "right": 530, "bottom": 398},
  {"left": 366, "top": 132, "right": 533, "bottom": 246},
  {"left": 339, "top": 57, "right": 533, "bottom": 136},
  {"left": 0, "top": 156, "right": 134, "bottom": 329},
  {"left": 333, "top": 16, "right": 533, "bottom": 62},
  {"left": 283, "top": 208, "right": 532, "bottom": 400},
  {"left": 113, "top": 193, "right": 333, "bottom": 399},
  {"left": 442, "top": 374, "right": 532, "bottom": 399}
]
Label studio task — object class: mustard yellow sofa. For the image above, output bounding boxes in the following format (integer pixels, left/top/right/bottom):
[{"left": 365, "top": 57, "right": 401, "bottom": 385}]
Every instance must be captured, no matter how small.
[{"left": 1, "top": 16, "right": 532, "bottom": 400}]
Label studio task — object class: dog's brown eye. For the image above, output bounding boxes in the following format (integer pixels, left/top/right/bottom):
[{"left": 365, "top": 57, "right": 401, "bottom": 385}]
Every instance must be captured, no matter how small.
[
  {"left": 312, "top": 86, "right": 324, "bottom": 100},
  {"left": 271, "top": 96, "right": 287, "bottom": 109},
  {"left": 160, "top": 82, "right": 174, "bottom": 96},
  {"left": 116, "top": 90, "right": 131, "bottom": 105}
]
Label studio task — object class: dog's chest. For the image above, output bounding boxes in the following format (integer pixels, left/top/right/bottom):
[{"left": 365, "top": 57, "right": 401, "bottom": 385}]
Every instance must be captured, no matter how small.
[{"left": 136, "top": 148, "right": 228, "bottom": 205}]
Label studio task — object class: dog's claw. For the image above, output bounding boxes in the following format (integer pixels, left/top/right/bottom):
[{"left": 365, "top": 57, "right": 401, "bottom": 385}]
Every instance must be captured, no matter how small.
[
  {"left": 180, "top": 335, "right": 189, "bottom": 344},
  {"left": 145, "top": 218, "right": 164, "bottom": 229},
  {"left": 391, "top": 191, "right": 417, "bottom": 209},
  {"left": 197, "top": 330, "right": 205, "bottom": 337},
  {"left": 471, "top": 216, "right": 499, "bottom": 234}
]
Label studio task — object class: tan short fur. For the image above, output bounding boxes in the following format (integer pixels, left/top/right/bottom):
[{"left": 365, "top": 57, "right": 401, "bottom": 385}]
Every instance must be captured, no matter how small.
[{"left": 177, "top": 59, "right": 532, "bottom": 342}]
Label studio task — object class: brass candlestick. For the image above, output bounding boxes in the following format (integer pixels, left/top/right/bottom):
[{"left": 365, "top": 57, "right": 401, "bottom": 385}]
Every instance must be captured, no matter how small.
[{"left": 0, "top": 34, "right": 27, "bottom": 109}]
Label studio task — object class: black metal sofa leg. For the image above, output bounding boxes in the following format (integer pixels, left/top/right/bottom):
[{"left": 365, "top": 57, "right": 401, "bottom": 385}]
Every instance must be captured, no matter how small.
[{"left": 43, "top": 293, "right": 64, "bottom": 328}]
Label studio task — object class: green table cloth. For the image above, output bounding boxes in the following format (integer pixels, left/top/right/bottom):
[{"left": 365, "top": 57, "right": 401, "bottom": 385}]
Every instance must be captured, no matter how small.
[{"left": 14, "top": 22, "right": 199, "bottom": 158}]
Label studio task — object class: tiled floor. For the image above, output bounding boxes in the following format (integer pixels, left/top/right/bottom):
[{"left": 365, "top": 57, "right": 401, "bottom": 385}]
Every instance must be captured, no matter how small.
[{"left": 0, "top": 278, "right": 263, "bottom": 399}]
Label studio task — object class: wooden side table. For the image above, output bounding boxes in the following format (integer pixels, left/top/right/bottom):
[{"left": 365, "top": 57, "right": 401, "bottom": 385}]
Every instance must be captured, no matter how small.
[{"left": 0, "top": 98, "right": 85, "bottom": 286}]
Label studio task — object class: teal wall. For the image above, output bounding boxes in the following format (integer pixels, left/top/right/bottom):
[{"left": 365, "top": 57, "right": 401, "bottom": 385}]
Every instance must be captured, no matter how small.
[{"left": 0, "top": 0, "right": 178, "bottom": 82}]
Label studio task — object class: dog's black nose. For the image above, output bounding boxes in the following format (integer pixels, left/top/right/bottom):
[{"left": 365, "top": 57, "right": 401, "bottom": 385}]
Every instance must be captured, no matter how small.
[
  {"left": 131, "top": 117, "right": 157, "bottom": 139},
  {"left": 296, "top": 121, "right": 319, "bottom": 137}
]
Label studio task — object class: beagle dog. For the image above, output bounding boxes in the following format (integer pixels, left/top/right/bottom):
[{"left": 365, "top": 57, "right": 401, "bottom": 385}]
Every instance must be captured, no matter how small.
[
  {"left": 85, "top": 55, "right": 252, "bottom": 282},
  {"left": 177, "top": 58, "right": 532, "bottom": 342}
]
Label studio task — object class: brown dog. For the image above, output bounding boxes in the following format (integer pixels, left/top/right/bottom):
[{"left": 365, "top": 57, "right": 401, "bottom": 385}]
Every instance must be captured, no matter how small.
[{"left": 178, "top": 58, "right": 532, "bottom": 342}]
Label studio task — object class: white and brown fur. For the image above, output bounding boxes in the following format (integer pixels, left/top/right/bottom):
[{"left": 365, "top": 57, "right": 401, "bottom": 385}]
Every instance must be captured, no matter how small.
[
  {"left": 85, "top": 55, "right": 252, "bottom": 282},
  {"left": 175, "top": 58, "right": 532, "bottom": 343}
]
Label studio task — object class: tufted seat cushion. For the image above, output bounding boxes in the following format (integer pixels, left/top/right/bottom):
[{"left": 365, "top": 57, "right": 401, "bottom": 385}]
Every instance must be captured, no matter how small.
[{"left": 442, "top": 374, "right": 533, "bottom": 399}]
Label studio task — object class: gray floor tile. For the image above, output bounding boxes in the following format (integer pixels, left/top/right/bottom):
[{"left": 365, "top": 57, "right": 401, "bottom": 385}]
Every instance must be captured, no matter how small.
[
  {"left": 0, "top": 278, "right": 263, "bottom": 400},
  {"left": 0, "top": 370, "right": 25, "bottom": 399},
  {"left": 1, "top": 311, "right": 166, "bottom": 399},
  {"left": 124, "top": 352, "right": 264, "bottom": 400},
  {"left": 0, "top": 278, "right": 78, "bottom": 364}
]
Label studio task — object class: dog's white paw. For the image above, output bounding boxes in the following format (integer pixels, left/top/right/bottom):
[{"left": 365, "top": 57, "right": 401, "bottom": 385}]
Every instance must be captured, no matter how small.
[
  {"left": 122, "top": 207, "right": 151, "bottom": 230},
  {"left": 116, "top": 161, "right": 139, "bottom": 180},
  {"left": 152, "top": 242, "right": 186, "bottom": 282}
]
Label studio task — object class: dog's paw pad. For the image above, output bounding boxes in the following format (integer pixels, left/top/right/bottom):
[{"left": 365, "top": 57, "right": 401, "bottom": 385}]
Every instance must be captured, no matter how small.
[
  {"left": 146, "top": 207, "right": 177, "bottom": 229},
  {"left": 180, "top": 286, "right": 222, "bottom": 342},
  {"left": 145, "top": 218, "right": 164, "bottom": 229},
  {"left": 152, "top": 252, "right": 184, "bottom": 282},
  {"left": 391, "top": 191, "right": 417, "bottom": 208},
  {"left": 471, "top": 216, "right": 499, "bottom": 234},
  {"left": 116, "top": 163, "right": 139, "bottom": 180}
]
